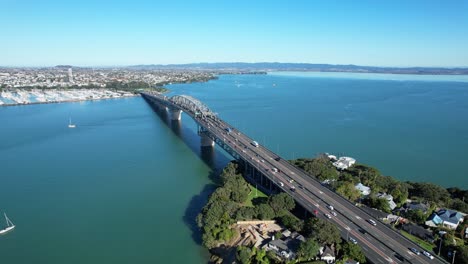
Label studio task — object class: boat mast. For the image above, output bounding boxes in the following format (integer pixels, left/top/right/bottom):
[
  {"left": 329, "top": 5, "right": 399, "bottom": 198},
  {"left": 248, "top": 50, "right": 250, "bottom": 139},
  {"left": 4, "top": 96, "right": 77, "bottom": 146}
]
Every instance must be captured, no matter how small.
[{"left": 4, "top": 213, "right": 14, "bottom": 227}]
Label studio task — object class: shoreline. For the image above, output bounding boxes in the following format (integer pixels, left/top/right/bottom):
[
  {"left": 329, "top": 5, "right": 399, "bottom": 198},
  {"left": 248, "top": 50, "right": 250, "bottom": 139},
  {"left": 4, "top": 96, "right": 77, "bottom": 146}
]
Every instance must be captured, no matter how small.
[{"left": 0, "top": 94, "right": 140, "bottom": 107}]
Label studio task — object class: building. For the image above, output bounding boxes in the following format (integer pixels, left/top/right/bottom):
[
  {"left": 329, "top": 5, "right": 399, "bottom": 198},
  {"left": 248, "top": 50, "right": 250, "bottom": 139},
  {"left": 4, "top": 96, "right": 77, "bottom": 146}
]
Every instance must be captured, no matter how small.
[
  {"left": 355, "top": 183, "right": 371, "bottom": 196},
  {"left": 425, "top": 209, "right": 464, "bottom": 229},
  {"left": 264, "top": 230, "right": 305, "bottom": 260},
  {"left": 345, "top": 260, "right": 360, "bottom": 264},
  {"left": 320, "top": 246, "right": 336, "bottom": 264},
  {"left": 332, "top": 156, "right": 356, "bottom": 170},
  {"left": 376, "top": 192, "right": 397, "bottom": 210},
  {"left": 68, "top": 68, "right": 73, "bottom": 83},
  {"left": 401, "top": 223, "right": 434, "bottom": 242},
  {"left": 405, "top": 202, "right": 429, "bottom": 213}
]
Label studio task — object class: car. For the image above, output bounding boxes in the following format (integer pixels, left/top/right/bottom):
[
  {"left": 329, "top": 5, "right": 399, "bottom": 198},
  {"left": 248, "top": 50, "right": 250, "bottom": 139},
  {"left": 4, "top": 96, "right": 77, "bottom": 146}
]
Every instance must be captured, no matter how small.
[
  {"left": 274, "top": 157, "right": 281, "bottom": 161},
  {"left": 278, "top": 182, "right": 284, "bottom": 187},
  {"left": 288, "top": 178, "right": 294, "bottom": 183},
  {"left": 313, "top": 210, "right": 318, "bottom": 216},
  {"left": 272, "top": 167, "right": 278, "bottom": 173},
  {"left": 224, "top": 127, "right": 232, "bottom": 133},
  {"left": 358, "top": 228, "right": 367, "bottom": 235},
  {"left": 394, "top": 253, "right": 405, "bottom": 262},
  {"left": 367, "top": 219, "right": 377, "bottom": 226},
  {"left": 298, "top": 185, "right": 304, "bottom": 189},
  {"left": 327, "top": 205, "right": 334, "bottom": 211},
  {"left": 423, "top": 251, "right": 434, "bottom": 259},
  {"left": 410, "top": 248, "right": 421, "bottom": 255},
  {"left": 260, "top": 159, "right": 265, "bottom": 163},
  {"left": 325, "top": 213, "right": 332, "bottom": 219},
  {"left": 331, "top": 211, "right": 337, "bottom": 216},
  {"left": 290, "top": 186, "right": 296, "bottom": 192},
  {"left": 349, "top": 237, "right": 357, "bottom": 244}
]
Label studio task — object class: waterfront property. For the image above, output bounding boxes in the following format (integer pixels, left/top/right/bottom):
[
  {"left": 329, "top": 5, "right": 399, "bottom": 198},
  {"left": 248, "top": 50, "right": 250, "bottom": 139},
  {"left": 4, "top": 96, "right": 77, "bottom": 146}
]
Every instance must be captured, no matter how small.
[{"left": 355, "top": 183, "right": 371, "bottom": 196}]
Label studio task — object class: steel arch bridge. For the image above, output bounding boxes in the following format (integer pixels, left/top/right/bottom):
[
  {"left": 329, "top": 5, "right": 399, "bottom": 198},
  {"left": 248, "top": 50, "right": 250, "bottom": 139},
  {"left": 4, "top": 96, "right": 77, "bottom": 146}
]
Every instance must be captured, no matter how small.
[{"left": 169, "top": 95, "right": 216, "bottom": 118}]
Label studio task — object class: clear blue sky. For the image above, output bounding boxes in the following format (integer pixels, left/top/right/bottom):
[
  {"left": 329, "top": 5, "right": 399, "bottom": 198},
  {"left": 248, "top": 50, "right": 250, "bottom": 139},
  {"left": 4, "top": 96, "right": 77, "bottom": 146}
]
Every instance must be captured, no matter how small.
[{"left": 1, "top": 0, "right": 468, "bottom": 67}]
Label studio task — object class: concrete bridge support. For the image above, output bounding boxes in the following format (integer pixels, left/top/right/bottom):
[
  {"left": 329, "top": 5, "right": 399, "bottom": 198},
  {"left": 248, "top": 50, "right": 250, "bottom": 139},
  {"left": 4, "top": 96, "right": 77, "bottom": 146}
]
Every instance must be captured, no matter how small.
[
  {"left": 200, "top": 134, "right": 215, "bottom": 147},
  {"left": 170, "top": 109, "right": 182, "bottom": 121}
]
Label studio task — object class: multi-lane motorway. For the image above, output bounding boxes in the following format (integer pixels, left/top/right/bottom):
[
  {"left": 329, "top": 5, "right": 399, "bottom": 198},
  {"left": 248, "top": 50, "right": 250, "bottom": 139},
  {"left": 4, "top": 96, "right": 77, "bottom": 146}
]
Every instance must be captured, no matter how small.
[{"left": 142, "top": 92, "right": 446, "bottom": 264}]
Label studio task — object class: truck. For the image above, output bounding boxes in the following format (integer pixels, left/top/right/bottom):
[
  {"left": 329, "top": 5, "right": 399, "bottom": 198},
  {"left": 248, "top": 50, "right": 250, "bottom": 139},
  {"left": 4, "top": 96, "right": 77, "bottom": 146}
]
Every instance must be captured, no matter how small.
[{"left": 251, "top": 141, "right": 259, "bottom": 147}]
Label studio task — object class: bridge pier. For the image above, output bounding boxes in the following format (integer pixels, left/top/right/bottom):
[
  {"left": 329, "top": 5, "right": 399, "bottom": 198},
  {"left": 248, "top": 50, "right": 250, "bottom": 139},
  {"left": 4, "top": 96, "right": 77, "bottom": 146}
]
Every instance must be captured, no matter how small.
[
  {"left": 169, "top": 109, "right": 182, "bottom": 121},
  {"left": 200, "top": 134, "right": 214, "bottom": 147}
]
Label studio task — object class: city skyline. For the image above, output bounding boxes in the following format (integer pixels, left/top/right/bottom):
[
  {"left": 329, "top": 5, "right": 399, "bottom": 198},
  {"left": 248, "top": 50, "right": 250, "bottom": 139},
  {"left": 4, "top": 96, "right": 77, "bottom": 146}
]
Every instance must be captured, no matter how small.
[{"left": 2, "top": 0, "right": 468, "bottom": 67}]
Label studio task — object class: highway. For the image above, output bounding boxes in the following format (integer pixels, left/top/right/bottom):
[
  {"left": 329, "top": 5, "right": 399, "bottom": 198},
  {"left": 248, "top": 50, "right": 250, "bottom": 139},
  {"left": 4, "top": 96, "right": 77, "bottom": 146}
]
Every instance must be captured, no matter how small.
[{"left": 142, "top": 92, "right": 446, "bottom": 264}]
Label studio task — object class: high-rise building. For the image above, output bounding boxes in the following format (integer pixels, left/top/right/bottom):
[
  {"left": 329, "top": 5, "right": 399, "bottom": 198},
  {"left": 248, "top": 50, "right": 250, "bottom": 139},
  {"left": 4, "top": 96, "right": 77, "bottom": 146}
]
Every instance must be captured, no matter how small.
[{"left": 68, "top": 68, "right": 73, "bottom": 83}]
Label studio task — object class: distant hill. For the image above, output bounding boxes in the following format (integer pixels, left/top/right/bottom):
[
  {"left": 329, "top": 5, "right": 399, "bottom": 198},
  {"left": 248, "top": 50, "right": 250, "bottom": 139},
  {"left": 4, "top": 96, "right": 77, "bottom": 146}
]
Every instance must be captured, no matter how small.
[{"left": 129, "top": 62, "right": 468, "bottom": 75}]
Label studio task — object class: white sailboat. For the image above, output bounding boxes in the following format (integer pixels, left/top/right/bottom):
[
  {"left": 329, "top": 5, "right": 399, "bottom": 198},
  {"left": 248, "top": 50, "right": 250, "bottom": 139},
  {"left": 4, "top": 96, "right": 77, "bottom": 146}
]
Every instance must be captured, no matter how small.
[
  {"left": 0, "top": 213, "right": 15, "bottom": 235},
  {"left": 68, "top": 117, "right": 76, "bottom": 128}
]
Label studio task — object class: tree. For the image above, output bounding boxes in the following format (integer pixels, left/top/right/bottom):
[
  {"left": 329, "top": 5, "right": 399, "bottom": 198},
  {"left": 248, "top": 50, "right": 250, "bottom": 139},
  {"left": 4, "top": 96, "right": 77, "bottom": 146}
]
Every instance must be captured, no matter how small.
[
  {"left": 342, "top": 242, "right": 366, "bottom": 263},
  {"left": 278, "top": 213, "right": 304, "bottom": 232},
  {"left": 235, "top": 206, "right": 257, "bottom": 221},
  {"left": 336, "top": 181, "right": 361, "bottom": 201},
  {"left": 454, "top": 245, "right": 468, "bottom": 264},
  {"left": 236, "top": 246, "right": 253, "bottom": 264},
  {"left": 297, "top": 238, "right": 320, "bottom": 261},
  {"left": 365, "top": 195, "right": 391, "bottom": 213},
  {"left": 404, "top": 209, "right": 427, "bottom": 224},
  {"left": 269, "top": 192, "right": 295, "bottom": 214},
  {"left": 256, "top": 204, "right": 275, "bottom": 220},
  {"left": 303, "top": 218, "right": 342, "bottom": 245}
]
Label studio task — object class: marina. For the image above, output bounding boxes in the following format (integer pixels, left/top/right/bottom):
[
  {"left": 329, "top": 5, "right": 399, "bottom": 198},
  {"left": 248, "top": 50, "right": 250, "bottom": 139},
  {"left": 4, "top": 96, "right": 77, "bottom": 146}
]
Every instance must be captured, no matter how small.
[{"left": 0, "top": 89, "right": 136, "bottom": 106}]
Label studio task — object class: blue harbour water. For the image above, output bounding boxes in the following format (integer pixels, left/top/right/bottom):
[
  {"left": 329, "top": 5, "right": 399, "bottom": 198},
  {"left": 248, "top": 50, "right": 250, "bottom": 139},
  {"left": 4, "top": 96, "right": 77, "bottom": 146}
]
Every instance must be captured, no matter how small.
[{"left": 0, "top": 72, "right": 467, "bottom": 263}]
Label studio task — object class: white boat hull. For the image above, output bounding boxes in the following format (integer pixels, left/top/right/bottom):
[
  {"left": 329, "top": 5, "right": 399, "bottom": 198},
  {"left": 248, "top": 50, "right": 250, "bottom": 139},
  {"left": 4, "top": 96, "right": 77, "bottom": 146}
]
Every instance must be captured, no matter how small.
[{"left": 0, "top": 225, "right": 15, "bottom": 235}]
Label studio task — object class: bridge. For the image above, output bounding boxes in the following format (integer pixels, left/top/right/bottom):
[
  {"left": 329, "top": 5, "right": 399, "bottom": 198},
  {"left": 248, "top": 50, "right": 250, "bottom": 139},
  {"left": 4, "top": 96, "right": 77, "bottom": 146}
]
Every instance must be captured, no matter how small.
[{"left": 141, "top": 91, "right": 447, "bottom": 264}]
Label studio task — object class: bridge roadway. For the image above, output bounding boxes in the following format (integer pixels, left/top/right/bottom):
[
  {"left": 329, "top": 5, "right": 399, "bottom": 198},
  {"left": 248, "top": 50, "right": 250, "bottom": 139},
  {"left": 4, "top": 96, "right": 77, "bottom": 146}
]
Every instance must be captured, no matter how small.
[{"left": 141, "top": 92, "right": 446, "bottom": 264}]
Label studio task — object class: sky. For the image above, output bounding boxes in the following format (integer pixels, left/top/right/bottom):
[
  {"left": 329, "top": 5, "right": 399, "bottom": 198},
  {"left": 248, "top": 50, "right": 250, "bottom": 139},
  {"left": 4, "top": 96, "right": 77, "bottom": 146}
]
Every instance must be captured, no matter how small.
[{"left": 1, "top": 0, "right": 468, "bottom": 67}]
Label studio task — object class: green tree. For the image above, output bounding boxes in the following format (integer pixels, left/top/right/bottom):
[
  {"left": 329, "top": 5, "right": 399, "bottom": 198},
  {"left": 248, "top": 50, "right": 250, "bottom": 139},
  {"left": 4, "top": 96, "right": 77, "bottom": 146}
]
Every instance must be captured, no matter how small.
[
  {"left": 336, "top": 181, "right": 361, "bottom": 201},
  {"left": 236, "top": 246, "right": 253, "bottom": 264},
  {"left": 297, "top": 238, "right": 320, "bottom": 261},
  {"left": 303, "top": 218, "right": 342, "bottom": 245},
  {"left": 256, "top": 204, "right": 275, "bottom": 220},
  {"left": 365, "top": 195, "right": 391, "bottom": 213},
  {"left": 342, "top": 242, "right": 366, "bottom": 263},
  {"left": 278, "top": 213, "right": 304, "bottom": 232},
  {"left": 269, "top": 192, "right": 296, "bottom": 214}
]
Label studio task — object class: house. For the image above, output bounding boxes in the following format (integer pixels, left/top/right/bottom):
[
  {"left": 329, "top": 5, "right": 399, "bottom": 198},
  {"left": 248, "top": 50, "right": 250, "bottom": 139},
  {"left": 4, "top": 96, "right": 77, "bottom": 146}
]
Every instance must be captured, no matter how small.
[
  {"left": 376, "top": 192, "right": 397, "bottom": 210},
  {"left": 320, "top": 246, "right": 336, "bottom": 264},
  {"left": 355, "top": 183, "right": 371, "bottom": 196},
  {"left": 332, "top": 156, "right": 356, "bottom": 170},
  {"left": 401, "top": 223, "right": 434, "bottom": 242},
  {"left": 425, "top": 209, "right": 464, "bottom": 229},
  {"left": 405, "top": 202, "right": 429, "bottom": 213},
  {"left": 264, "top": 230, "right": 305, "bottom": 260},
  {"left": 267, "top": 238, "right": 293, "bottom": 259}
]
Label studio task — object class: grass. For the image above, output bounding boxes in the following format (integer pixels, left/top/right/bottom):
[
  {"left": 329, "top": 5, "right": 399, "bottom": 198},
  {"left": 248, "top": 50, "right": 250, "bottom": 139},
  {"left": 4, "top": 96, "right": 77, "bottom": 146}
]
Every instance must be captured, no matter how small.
[
  {"left": 245, "top": 184, "right": 268, "bottom": 207},
  {"left": 401, "top": 230, "right": 435, "bottom": 252}
]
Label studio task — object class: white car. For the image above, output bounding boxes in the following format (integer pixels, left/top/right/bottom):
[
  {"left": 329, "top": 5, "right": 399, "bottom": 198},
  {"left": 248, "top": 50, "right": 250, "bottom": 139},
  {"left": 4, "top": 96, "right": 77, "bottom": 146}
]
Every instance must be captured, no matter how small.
[
  {"left": 423, "top": 251, "right": 434, "bottom": 259},
  {"left": 331, "top": 211, "right": 337, "bottom": 216},
  {"left": 288, "top": 178, "right": 294, "bottom": 183},
  {"left": 325, "top": 213, "right": 332, "bottom": 219},
  {"left": 349, "top": 237, "right": 357, "bottom": 244},
  {"left": 327, "top": 205, "right": 334, "bottom": 211}
]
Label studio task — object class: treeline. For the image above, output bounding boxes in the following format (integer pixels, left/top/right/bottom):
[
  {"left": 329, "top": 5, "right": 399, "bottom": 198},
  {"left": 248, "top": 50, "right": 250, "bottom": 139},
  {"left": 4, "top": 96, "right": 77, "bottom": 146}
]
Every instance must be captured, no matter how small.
[
  {"left": 197, "top": 162, "right": 366, "bottom": 264},
  {"left": 290, "top": 155, "right": 468, "bottom": 214}
]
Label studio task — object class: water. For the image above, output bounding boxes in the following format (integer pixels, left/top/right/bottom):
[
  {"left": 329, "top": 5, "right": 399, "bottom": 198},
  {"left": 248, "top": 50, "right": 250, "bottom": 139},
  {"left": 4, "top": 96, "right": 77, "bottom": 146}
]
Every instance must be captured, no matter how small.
[{"left": 1, "top": 72, "right": 467, "bottom": 263}]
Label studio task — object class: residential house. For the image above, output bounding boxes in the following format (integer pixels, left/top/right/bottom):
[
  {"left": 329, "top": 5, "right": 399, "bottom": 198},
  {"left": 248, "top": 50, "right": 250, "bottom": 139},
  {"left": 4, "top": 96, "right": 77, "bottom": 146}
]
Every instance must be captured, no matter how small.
[
  {"left": 320, "top": 246, "right": 336, "bottom": 264},
  {"left": 332, "top": 156, "right": 356, "bottom": 170},
  {"left": 355, "top": 183, "right": 371, "bottom": 196},
  {"left": 405, "top": 202, "right": 429, "bottom": 213},
  {"left": 376, "top": 192, "right": 397, "bottom": 210},
  {"left": 401, "top": 223, "right": 434, "bottom": 242},
  {"left": 425, "top": 209, "right": 464, "bottom": 229},
  {"left": 264, "top": 230, "right": 305, "bottom": 260},
  {"left": 267, "top": 239, "right": 293, "bottom": 259}
]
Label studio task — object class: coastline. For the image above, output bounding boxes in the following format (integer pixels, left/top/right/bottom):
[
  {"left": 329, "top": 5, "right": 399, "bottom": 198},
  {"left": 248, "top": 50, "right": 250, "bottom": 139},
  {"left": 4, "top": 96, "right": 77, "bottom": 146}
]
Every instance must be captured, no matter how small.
[{"left": 0, "top": 93, "right": 140, "bottom": 107}]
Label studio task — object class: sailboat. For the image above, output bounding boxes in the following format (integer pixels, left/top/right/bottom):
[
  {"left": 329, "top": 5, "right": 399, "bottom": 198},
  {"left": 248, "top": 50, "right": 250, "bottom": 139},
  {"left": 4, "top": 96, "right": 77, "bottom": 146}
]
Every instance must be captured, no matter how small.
[
  {"left": 0, "top": 213, "right": 15, "bottom": 235},
  {"left": 68, "top": 117, "right": 76, "bottom": 128}
]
